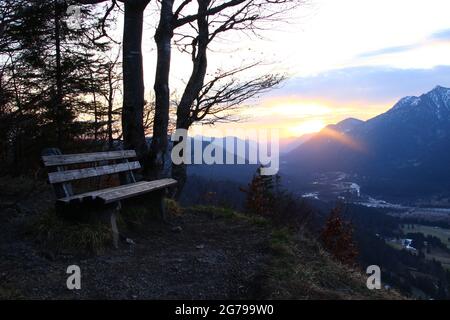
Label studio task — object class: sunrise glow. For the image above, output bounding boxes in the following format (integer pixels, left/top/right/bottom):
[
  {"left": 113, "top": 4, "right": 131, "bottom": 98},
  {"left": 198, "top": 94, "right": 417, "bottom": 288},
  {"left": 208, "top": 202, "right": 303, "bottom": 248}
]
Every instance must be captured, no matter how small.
[
  {"left": 168, "top": 0, "right": 450, "bottom": 141},
  {"left": 288, "top": 120, "right": 326, "bottom": 136}
]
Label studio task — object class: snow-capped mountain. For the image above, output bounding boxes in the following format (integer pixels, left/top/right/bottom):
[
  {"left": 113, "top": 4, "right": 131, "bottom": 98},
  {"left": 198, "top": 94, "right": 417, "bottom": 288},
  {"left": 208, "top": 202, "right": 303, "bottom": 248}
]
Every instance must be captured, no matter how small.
[{"left": 283, "top": 86, "right": 450, "bottom": 196}]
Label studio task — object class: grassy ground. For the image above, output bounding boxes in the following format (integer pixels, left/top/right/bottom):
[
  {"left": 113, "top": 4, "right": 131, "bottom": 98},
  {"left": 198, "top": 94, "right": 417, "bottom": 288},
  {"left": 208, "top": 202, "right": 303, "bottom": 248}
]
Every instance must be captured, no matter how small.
[
  {"left": 193, "top": 205, "right": 401, "bottom": 300},
  {"left": 31, "top": 208, "right": 113, "bottom": 254},
  {"left": 386, "top": 240, "right": 406, "bottom": 251},
  {"left": 401, "top": 224, "right": 450, "bottom": 247},
  {"left": 1, "top": 176, "right": 402, "bottom": 300},
  {"left": 1, "top": 192, "right": 272, "bottom": 299},
  {"left": 264, "top": 229, "right": 401, "bottom": 299}
]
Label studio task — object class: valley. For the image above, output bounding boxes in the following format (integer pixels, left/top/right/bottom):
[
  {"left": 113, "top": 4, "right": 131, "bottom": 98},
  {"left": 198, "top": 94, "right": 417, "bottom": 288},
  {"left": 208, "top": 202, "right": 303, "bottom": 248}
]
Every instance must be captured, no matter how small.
[{"left": 181, "top": 85, "right": 450, "bottom": 299}]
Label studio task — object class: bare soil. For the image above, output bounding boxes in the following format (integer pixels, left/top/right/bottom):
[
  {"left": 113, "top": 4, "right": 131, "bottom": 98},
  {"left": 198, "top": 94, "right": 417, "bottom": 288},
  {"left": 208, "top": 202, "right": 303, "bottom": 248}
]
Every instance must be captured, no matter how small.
[{"left": 0, "top": 181, "right": 270, "bottom": 299}]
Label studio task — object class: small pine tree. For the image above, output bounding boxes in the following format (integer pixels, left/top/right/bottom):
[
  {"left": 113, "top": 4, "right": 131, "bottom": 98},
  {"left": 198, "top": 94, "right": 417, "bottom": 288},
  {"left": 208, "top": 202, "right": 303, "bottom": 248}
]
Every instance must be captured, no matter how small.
[
  {"left": 320, "top": 205, "right": 358, "bottom": 266},
  {"left": 241, "top": 166, "right": 314, "bottom": 229},
  {"left": 241, "top": 165, "right": 278, "bottom": 217}
]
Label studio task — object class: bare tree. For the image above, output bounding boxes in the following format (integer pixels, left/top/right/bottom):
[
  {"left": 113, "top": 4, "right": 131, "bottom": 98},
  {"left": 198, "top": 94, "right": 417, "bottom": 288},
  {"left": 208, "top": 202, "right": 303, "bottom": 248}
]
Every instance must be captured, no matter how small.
[
  {"left": 78, "top": 0, "right": 150, "bottom": 162},
  {"left": 146, "top": 0, "right": 174, "bottom": 178},
  {"left": 99, "top": 50, "right": 122, "bottom": 149},
  {"left": 148, "top": 0, "right": 250, "bottom": 177},
  {"left": 145, "top": 91, "right": 179, "bottom": 134},
  {"left": 152, "top": 0, "right": 300, "bottom": 190},
  {"left": 172, "top": 64, "right": 284, "bottom": 195},
  {"left": 121, "top": 0, "right": 151, "bottom": 161},
  {"left": 78, "top": 0, "right": 297, "bottom": 183}
]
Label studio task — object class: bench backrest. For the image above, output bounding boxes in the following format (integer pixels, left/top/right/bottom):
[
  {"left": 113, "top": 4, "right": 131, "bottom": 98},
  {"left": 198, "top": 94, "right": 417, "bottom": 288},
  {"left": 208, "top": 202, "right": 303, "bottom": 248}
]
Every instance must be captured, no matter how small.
[{"left": 42, "top": 148, "right": 140, "bottom": 199}]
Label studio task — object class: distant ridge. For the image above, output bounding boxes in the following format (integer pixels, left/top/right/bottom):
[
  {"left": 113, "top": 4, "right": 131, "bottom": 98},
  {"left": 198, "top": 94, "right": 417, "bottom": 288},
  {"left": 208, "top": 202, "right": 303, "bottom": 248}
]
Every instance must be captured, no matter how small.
[{"left": 283, "top": 86, "right": 450, "bottom": 195}]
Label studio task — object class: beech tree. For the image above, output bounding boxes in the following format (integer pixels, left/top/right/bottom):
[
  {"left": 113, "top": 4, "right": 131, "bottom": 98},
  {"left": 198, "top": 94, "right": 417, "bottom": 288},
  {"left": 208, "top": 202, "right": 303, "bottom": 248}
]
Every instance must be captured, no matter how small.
[
  {"left": 79, "top": 0, "right": 298, "bottom": 183},
  {"left": 79, "top": 0, "right": 151, "bottom": 162},
  {"left": 147, "top": 0, "right": 294, "bottom": 188}
]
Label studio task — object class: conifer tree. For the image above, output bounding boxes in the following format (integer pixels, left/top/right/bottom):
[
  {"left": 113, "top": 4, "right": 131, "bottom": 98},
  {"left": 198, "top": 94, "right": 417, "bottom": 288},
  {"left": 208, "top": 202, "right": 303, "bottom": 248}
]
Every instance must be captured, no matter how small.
[
  {"left": 320, "top": 205, "right": 358, "bottom": 266},
  {"left": 0, "top": 0, "right": 114, "bottom": 171}
]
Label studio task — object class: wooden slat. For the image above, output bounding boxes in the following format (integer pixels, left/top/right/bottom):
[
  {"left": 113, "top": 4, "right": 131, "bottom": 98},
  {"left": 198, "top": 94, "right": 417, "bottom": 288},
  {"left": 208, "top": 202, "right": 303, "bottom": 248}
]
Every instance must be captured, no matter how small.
[
  {"left": 41, "top": 147, "right": 74, "bottom": 198},
  {"left": 48, "top": 161, "right": 141, "bottom": 184},
  {"left": 57, "top": 181, "right": 149, "bottom": 204},
  {"left": 57, "top": 179, "right": 177, "bottom": 204},
  {"left": 98, "top": 179, "right": 177, "bottom": 204},
  {"left": 42, "top": 150, "right": 137, "bottom": 166}
]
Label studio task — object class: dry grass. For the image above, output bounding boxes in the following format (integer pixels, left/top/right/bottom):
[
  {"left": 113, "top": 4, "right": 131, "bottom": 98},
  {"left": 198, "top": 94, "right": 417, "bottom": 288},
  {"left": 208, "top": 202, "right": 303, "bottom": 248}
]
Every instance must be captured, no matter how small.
[
  {"left": 190, "top": 205, "right": 268, "bottom": 226},
  {"left": 188, "top": 205, "right": 402, "bottom": 299},
  {"left": 166, "top": 198, "right": 184, "bottom": 216},
  {"left": 264, "top": 228, "right": 403, "bottom": 300},
  {"left": 31, "top": 208, "right": 112, "bottom": 255},
  {"left": 0, "top": 285, "right": 23, "bottom": 299}
]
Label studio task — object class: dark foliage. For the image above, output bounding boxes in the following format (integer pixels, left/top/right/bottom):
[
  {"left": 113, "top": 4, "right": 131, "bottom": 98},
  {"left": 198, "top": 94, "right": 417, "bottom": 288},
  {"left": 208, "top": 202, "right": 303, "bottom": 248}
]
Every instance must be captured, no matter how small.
[
  {"left": 0, "top": 0, "right": 118, "bottom": 174},
  {"left": 241, "top": 166, "right": 314, "bottom": 230},
  {"left": 320, "top": 204, "right": 358, "bottom": 266}
]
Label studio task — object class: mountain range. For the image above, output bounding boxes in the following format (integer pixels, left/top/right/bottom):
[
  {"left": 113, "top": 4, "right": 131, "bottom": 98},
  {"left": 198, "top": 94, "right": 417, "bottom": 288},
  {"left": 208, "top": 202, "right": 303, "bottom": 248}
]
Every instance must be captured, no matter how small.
[{"left": 283, "top": 85, "right": 450, "bottom": 196}]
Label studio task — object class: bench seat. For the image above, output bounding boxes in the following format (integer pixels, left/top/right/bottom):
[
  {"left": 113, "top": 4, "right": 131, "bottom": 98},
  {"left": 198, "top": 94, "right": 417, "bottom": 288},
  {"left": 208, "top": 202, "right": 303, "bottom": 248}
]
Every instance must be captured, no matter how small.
[
  {"left": 57, "top": 178, "right": 177, "bottom": 205},
  {"left": 42, "top": 148, "right": 177, "bottom": 248}
]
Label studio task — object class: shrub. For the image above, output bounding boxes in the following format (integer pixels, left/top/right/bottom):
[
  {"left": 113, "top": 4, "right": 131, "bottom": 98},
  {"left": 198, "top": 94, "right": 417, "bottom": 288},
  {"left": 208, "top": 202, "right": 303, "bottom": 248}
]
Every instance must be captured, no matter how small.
[
  {"left": 241, "top": 166, "right": 314, "bottom": 229},
  {"left": 32, "top": 208, "right": 112, "bottom": 254},
  {"left": 320, "top": 205, "right": 358, "bottom": 266}
]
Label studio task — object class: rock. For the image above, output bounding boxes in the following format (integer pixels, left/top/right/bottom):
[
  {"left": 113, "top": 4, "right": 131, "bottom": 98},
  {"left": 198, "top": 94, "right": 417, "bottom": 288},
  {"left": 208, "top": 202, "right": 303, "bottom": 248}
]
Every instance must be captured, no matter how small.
[
  {"left": 125, "top": 238, "right": 136, "bottom": 245},
  {"left": 196, "top": 244, "right": 205, "bottom": 249},
  {"left": 171, "top": 226, "right": 183, "bottom": 233}
]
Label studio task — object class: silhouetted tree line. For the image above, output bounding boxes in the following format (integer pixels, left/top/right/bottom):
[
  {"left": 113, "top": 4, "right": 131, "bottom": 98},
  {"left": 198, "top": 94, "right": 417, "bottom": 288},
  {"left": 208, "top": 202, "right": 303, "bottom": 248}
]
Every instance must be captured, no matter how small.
[
  {"left": 1, "top": 0, "right": 295, "bottom": 194},
  {"left": 0, "top": 0, "right": 121, "bottom": 174},
  {"left": 406, "top": 233, "right": 450, "bottom": 253},
  {"left": 344, "top": 204, "right": 450, "bottom": 299}
]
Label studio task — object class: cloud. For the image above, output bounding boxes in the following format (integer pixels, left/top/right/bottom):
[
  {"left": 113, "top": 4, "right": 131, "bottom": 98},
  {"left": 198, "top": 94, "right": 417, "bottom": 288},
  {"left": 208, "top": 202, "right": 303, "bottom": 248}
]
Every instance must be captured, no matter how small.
[
  {"left": 430, "top": 28, "right": 450, "bottom": 41},
  {"left": 359, "top": 45, "right": 418, "bottom": 58},
  {"left": 358, "top": 28, "right": 450, "bottom": 59},
  {"left": 268, "top": 65, "right": 450, "bottom": 105},
  {"left": 201, "top": 65, "right": 450, "bottom": 137}
]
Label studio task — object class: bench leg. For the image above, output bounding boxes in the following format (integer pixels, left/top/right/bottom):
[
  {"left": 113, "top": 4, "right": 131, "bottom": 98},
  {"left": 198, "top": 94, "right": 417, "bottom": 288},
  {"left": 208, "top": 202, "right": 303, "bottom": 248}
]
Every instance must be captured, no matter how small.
[
  {"left": 110, "top": 202, "right": 121, "bottom": 249},
  {"left": 159, "top": 190, "right": 167, "bottom": 223}
]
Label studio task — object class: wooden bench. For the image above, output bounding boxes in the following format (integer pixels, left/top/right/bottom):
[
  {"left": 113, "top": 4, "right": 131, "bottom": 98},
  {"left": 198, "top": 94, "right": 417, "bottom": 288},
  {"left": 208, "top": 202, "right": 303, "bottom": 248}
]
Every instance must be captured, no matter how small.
[{"left": 41, "top": 148, "right": 177, "bottom": 248}]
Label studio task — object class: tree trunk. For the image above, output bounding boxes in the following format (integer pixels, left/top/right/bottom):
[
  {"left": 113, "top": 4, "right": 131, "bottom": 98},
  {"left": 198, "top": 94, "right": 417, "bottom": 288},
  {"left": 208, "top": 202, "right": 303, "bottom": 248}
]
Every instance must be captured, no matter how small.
[
  {"left": 107, "top": 65, "right": 114, "bottom": 150},
  {"left": 54, "top": 0, "right": 63, "bottom": 147},
  {"left": 147, "top": 0, "right": 174, "bottom": 179},
  {"left": 93, "top": 90, "right": 98, "bottom": 141},
  {"left": 122, "top": 1, "right": 148, "bottom": 163},
  {"left": 172, "top": 0, "right": 209, "bottom": 196}
]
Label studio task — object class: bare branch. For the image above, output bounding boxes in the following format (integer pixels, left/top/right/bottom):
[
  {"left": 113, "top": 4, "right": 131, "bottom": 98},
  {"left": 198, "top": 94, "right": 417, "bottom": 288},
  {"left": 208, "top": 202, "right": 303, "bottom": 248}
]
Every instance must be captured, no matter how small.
[
  {"left": 191, "top": 66, "right": 284, "bottom": 124},
  {"left": 173, "top": 0, "right": 247, "bottom": 28}
]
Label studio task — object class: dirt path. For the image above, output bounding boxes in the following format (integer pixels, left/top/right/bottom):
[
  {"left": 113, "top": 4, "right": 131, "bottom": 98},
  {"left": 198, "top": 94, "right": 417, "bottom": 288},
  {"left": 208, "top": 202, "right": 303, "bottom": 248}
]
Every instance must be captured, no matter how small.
[{"left": 0, "top": 185, "right": 270, "bottom": 299}]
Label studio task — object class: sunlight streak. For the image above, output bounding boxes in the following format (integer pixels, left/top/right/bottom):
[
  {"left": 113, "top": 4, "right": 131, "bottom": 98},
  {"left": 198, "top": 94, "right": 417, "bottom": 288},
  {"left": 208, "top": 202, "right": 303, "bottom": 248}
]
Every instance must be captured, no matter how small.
[{"left": 319, "top": 127, "right": 366, "bottom": 152}]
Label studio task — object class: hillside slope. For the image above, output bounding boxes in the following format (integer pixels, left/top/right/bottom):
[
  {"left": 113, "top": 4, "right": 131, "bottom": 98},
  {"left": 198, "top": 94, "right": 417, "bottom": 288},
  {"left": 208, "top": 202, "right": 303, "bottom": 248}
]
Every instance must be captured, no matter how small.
[
  {"left": 284, "top": 86, "right": 450, "bottom": 195},
  {"left": 0, "top": 177, "right": 400, "bottom": 300}
]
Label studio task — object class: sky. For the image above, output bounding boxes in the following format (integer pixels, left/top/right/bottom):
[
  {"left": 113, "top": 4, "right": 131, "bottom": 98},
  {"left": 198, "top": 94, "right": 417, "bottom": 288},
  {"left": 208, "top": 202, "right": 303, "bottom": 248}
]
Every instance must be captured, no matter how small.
[{"left": 135, "top": 0, "right": 450, "bottom": 138}]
